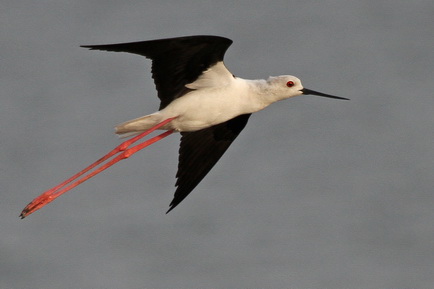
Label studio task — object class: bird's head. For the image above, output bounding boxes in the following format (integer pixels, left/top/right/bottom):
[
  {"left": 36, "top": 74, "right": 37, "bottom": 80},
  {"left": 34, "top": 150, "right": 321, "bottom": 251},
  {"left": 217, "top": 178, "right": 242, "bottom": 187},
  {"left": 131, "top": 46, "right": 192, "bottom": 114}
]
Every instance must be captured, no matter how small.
[{"left": 267, "top": 75, "right": 348, "bottom": 101}]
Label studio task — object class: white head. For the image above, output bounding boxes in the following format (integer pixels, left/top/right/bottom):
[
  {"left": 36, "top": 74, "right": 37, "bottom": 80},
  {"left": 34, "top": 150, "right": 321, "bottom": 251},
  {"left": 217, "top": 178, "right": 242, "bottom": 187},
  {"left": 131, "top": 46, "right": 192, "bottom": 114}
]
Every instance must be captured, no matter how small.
[{"left": 266, "top": 75, "right": 348, "bottom": 101}]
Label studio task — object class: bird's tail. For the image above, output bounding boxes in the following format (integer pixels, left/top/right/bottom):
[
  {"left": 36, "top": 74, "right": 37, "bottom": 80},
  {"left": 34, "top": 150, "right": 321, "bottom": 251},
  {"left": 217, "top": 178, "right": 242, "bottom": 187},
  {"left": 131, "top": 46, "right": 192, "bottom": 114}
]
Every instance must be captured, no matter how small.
[{"left": 115, "top": 114, "right": 161, "bottom": 138}]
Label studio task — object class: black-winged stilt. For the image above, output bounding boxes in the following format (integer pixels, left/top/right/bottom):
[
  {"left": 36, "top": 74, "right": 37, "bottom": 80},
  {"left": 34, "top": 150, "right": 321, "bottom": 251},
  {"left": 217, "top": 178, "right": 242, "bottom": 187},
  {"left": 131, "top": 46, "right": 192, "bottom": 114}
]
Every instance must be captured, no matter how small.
[{"left": 20, "top": 35, "right": 348, "bottom": 218}]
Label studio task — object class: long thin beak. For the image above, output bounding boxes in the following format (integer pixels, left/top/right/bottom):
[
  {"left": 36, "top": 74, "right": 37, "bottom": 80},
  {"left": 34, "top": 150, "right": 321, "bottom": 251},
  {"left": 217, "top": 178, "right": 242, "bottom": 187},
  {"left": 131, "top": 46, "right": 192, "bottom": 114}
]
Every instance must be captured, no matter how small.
[{"left": 301, "top": 88, "right": 349, "bottom": 100}]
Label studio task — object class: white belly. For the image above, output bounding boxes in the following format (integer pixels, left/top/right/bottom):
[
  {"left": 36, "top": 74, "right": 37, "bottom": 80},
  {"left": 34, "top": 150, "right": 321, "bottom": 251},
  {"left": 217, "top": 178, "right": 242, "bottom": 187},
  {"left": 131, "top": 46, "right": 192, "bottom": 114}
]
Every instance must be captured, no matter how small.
[{"left": 160, "top": 85, "right": 262, "bottom": 131}]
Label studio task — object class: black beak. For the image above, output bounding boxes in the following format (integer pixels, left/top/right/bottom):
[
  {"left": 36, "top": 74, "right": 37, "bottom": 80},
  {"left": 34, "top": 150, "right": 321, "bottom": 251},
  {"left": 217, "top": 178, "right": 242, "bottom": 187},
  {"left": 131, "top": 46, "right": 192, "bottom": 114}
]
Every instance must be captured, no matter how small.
[{"left": 301, "top": 88, "right": 349, "bottom": 100}]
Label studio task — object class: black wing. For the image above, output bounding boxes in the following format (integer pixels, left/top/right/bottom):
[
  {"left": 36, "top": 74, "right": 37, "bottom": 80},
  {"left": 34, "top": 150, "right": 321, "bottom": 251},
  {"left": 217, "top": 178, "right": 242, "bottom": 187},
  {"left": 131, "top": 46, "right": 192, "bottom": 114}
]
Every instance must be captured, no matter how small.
[
  {"left": 81, "top": 35, "right": 233, "bottom": 109},
  {"left": 167, "top": 114, "right": 251, "bottom": 213}
]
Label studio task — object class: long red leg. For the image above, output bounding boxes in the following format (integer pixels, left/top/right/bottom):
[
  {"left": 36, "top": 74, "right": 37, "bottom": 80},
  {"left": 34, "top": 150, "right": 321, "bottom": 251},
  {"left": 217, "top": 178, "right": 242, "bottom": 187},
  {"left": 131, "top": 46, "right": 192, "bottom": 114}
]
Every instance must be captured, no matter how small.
[{"left": 20, "top": 117, "right": 176, "bottom": 219}]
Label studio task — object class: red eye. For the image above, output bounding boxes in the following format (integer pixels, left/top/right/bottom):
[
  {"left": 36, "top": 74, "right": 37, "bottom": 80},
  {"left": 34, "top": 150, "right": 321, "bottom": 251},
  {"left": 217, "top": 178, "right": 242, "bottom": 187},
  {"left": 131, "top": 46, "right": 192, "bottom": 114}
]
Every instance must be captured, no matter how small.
[{"left": 286, "top": 81, "right": 295, "bottom": 87}]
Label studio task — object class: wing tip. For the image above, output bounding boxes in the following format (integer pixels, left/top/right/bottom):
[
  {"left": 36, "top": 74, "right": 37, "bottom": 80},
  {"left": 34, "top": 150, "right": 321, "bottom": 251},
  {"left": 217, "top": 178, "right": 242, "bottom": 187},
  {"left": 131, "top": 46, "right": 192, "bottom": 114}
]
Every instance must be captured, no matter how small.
[
  {"left": 165, "top": 207, "right": 174, "bottom": 214},
  {"left": 80, "top": 45, "right": 97, "bottom": 50},
  {"left": 166, "top": 197, "right": 180, "bottom": 214}
]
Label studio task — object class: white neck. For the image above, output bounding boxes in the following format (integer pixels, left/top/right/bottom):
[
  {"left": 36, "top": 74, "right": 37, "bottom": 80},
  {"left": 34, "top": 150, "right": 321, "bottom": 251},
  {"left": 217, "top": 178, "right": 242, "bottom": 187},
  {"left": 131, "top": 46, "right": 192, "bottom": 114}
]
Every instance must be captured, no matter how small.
[{"left": 241, "top": 78, "right": 289, "bottom": 112}]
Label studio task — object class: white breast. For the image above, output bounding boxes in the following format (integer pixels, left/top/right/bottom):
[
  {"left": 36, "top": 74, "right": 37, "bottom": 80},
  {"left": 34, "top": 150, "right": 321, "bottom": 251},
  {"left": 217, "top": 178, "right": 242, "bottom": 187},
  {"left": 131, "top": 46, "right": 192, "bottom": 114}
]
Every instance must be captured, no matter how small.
[{"left": 161, "top": 77, "right": 267, "bottom": 131}]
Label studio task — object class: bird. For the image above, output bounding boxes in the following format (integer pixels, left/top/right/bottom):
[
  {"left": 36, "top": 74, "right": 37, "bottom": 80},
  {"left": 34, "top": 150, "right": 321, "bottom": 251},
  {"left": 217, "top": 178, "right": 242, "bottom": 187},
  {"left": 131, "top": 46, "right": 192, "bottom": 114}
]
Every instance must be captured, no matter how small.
[{"left": 20, "top": 35, "right": 348, "bottom": 218}]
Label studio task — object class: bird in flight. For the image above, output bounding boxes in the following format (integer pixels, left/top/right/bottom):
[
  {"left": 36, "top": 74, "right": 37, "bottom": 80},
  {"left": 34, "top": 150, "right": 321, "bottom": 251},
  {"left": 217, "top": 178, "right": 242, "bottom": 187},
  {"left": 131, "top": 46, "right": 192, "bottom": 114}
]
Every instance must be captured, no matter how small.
[{"left": 20, "top": 35, "right": 348, "bottom": 218}]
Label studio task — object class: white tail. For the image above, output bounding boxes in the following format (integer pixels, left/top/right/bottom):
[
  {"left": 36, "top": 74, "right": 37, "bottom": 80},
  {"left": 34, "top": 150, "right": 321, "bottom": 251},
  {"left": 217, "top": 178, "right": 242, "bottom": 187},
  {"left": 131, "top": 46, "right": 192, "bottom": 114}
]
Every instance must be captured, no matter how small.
[{"left": 115, "top": 114, "right": 161, "bottom": 137}]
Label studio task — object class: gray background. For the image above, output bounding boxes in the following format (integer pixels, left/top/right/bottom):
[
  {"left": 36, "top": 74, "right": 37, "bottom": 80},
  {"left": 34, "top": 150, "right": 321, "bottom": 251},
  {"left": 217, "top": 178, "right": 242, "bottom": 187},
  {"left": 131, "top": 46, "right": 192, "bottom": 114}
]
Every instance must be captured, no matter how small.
[{"left": 2, "top": 0, "right": 434, "bottom": 288}]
